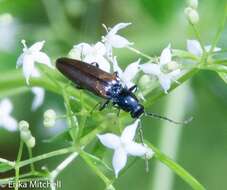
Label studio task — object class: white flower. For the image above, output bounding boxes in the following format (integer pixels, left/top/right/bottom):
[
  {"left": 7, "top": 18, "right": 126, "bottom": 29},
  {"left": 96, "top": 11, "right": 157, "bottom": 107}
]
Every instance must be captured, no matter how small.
[
  {"left": 0, "top": 99, "right": 17, "bottom": 131},
  {"left": 140, "top": 44, "right": 181, "bottom": 93},
  {"left": 31, "top": 87, "right": 45, "bottom": 111},
  {"left": 112, "top": 56, "right": 140, "bottom": 88},
  {"left": 68, "top": 42, "right": 110, "bottom": 72},
  {"left": 97, "top": 120, "right": 153, "bottom": 177},
  {"left": 187, "top": 40, "right": 221, "bottom": 57},
  {"left": 16, "top": 40, "right": 52, "bottom": 84},
  {"left": 102, "top": 23, "right": 133, "bottom": 56}
]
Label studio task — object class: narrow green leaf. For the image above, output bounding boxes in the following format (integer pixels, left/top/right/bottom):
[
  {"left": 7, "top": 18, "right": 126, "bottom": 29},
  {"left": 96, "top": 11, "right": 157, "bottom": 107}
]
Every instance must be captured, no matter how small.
[
  {"left": 146, "top": 141, "right": 206, "bottom": 190},
  {"left": 219, "top": 73, "right": 227, "bottom": 83},
  {"left": 81, "top": 151, "right": 113, "bottom": 173},
  {"left": 80, "top": 151, "right": 114, "bottom": 186},
  {"left": 0, "top": 163, "right": 14, "bottom": 173}
]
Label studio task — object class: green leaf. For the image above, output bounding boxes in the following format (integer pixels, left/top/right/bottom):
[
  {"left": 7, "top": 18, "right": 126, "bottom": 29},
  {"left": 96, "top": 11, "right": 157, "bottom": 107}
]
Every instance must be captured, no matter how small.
[{"left": 146, "top": 141, "right": 206, "bottom": 190}]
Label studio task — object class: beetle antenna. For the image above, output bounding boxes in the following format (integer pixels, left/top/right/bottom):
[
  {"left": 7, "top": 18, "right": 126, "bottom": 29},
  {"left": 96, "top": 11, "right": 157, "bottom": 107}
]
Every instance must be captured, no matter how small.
[
  {"left": 144, "top": 112, "right": 193, "bottom": 125},
  {"left": 138, "top": 121, "right": 149, "bottom": 172}
]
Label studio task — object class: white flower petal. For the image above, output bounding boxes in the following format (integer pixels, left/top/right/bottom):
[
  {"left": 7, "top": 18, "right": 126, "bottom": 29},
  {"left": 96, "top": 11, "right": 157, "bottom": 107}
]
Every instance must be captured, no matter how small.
[
  {"left": 0, "top": 98, "right": 13, "bottom": 114},
  {"left": 204, "top": 45, "right": 221, "bottom": 53},
  {"left": 167, "top": 69, "right": 181, "bottom": 79},
  {"left": 108, "top": 34, "right": 132, "bottom": 48},
  {"left": 22, "top": 54, "right": 35, "bottom": 84},
  {"left": 94, "top": 56, "right": 110, "bottom": 72},
  {"left": 97, "top": 134, "right": 121, "bottom": 149},
  {"left": 33, "top": 52, "right": 52, "bottom": 68},
  {"left": 29, "top": 40, "right": 45, "bottom": 52},
  {"left": 109, "top": 23, "right": 131, "bottom": 35},
  {"left": 84, "top": 55, "right": 110, "bottom": 73},
  {"left": 160, "top": 44, "right": 171, "bottom": 65},
  {"left": 140, "top": 63, "right": 161, "bottom": 76},
  {"left": 187, "top": 40, "right": 203, "bottom": 56},
  {"left": 123, "top": 59, "right": 140, "bottom": 82},
  {"left": 2, "top": 116, "right": 17, "bottom": 131},
  {"left": 31, "top": 87, "right": 45, "bottom": 111},
  {"left": 158, "top": 75, "right": 171, "bottom": 93},
  {"left": 16, "top": 53, "right": 24, "bottom": 68},
  {"left": 125, "top": 142, "right": 148, "bottom": 156},
  {"left": 112, "top": 148, "right": 127, "bottom": 177},
  {"left": 121, "top": 119, "right": 140, "bottom": 142},
  {"left": 112, "top": 56, "right": 123, "bottom": 77},
  {"left": 75, "top": 43, "right": 92, "bottom": 56},
  {"left": 94, "top": 42, "right": 106, "bottom": 56}
]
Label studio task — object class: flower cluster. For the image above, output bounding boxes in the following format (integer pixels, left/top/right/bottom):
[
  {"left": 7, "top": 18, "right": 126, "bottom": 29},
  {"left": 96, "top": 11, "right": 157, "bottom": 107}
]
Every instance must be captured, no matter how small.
[
  {"left": 18, "top": 120, "right": 36, "bottom": 148},
  {"left": 15, "top": 19, "right": 221, "bottom": 177}
]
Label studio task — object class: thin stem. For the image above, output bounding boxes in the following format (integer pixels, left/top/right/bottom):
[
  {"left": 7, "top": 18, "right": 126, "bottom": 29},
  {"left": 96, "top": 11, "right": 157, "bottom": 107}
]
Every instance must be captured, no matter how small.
[
  {"left": 50, "top": 152, "right": 79, "bottom": 180},
  {"left": 127, "top": 46, "right": 155, "bottom": 61},
  {"left": 62, "top": 88, "right": 79, "bottom": 141},
  {"left": 191, "top": 24, "right": 206, "bottom": 52},
  {"left": 50, "top": 152, "right": 79, "bottom": 190},
  {"left": 28, "top": 147, "right": 35, "bottom": 172},
  {"left": 209, "top": 6, "right": 227, "bottom": 53},
  {"left": 18, "top": 147, "right": 75, "bottom": 168},
  {"left": 15, "top": 140, "right": 24, "bottom": 190}
]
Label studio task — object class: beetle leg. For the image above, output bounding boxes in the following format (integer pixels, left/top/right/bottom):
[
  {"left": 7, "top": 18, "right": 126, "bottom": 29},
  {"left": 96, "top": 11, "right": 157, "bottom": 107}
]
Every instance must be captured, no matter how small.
[
  {"left": 91, "top": 62, "right": 99, "bottom": 68},
  {"left": 90, "top": 102, "right": 100, "bottom": 114},
  {"left": 99, "top": 100, "right": 110, "bottom": 111},
  {"left": 128, "top": 85, "right": 137, "bottom": 92}
]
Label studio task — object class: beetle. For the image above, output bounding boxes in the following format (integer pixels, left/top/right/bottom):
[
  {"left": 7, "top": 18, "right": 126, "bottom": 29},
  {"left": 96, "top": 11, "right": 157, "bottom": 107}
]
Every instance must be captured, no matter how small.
[{"left": 56, "top": 57, "right": 191, "bottom": 124}]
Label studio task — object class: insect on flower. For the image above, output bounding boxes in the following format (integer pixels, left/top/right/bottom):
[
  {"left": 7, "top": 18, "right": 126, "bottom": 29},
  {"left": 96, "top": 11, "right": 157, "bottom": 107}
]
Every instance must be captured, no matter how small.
[{"left": 56, "top": 57, "right": 191, "bottom": 124}]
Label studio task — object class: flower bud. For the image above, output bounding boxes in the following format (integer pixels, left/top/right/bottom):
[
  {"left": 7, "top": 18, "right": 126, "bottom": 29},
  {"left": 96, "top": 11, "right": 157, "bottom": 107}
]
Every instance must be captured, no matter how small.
[
  {"left": 20, "top": 130, "right": 32, "bottom": 141},
  {"left": 166, "top": 61, "right": 179, "bottom": 71},
  {"left": 18, "top": 120, "right": 29, "bottom": 131},
  {"left": 145, "top": 148, "right": 155, "bottom": 159},
  {"left": 138, "top": 75, "right": 152, "bottom": 90},
  {"left": 26, "top": 136, "right": 36, "bottom": 148},
  {"left": 18, "top": 120, "right": 36, "bottom": 148},
  {"left": 187, "top": 0, "right": 198, "bottom": 9},
  {"left": 184, "top": 7, "right": 199, "bottom": 24},
  {"left": 142, "top": 145, "right": 154, "bottom": 160},
  {"left": 43, "top": 109, "right": 56, "bottom": 128}
]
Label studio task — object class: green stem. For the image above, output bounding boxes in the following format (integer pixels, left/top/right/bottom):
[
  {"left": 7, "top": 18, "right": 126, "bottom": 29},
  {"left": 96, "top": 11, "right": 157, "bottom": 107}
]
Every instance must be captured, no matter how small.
[
  {"left": 191, "top": 24, "right": 206, "bottom": 52},
  {"left": 18, "top": 147, "right": 75, "bottom": 168},
  {"left": 15, "top": 140, "right": 24, "bottom": 190},
  {"left": 197, "top": 64, "right": 227, "bottom": 73},
  {"left": 209, "top": 6, "right": 227, "bottom": 53},
  {"left": 127, "top": 46, "right": 155, "bottom": 61},
  {"left": 27, "top": 147, "right": 35, "bottom": 172}
]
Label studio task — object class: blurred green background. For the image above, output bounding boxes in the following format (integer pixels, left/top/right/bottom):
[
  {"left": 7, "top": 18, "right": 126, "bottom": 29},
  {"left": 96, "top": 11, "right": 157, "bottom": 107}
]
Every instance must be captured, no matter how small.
[{"left": 0, "top": 0, "right": 227, "bottom": 189}]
